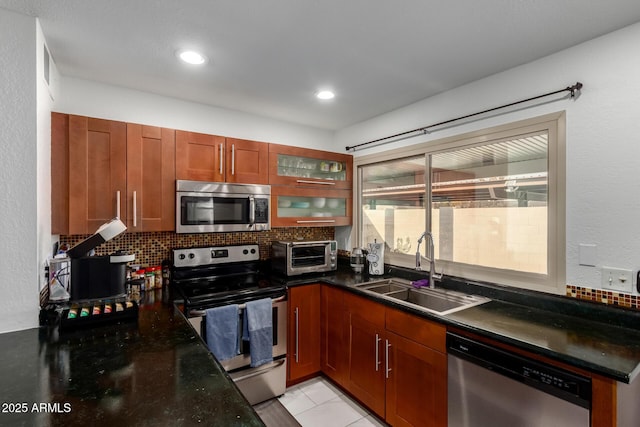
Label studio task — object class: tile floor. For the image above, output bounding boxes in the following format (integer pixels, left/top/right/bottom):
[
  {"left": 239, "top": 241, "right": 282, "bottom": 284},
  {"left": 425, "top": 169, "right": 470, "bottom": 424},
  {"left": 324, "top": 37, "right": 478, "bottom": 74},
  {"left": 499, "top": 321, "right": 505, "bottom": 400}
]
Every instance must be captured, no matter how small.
[{"left": 278, "top": 377, "right": 387, "bottom": 427}]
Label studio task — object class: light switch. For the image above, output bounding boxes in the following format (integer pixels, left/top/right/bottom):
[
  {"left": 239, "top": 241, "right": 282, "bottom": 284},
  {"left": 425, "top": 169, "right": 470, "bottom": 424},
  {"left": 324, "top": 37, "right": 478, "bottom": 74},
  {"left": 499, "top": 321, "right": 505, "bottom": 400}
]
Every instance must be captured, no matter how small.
[
  {"left": 579, "top": 244, "right": 597, "bottom": 266},
  {"left": 602, "top": 267, "right": 633, "bottom": 293}
]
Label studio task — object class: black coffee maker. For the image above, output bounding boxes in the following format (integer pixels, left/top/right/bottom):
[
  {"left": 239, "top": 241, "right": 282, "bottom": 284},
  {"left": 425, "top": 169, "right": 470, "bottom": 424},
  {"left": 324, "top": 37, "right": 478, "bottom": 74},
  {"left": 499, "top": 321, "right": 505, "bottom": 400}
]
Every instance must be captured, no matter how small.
[{"left": 66, "top": 218, "right": 134, "bottom": 301}]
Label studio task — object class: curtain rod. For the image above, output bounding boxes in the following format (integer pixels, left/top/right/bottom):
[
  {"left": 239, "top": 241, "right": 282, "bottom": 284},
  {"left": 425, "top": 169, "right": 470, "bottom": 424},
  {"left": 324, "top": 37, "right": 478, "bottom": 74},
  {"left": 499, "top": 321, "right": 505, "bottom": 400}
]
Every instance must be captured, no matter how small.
[{"left": 345, "top": 81, "right": 583, "bottom": 152}]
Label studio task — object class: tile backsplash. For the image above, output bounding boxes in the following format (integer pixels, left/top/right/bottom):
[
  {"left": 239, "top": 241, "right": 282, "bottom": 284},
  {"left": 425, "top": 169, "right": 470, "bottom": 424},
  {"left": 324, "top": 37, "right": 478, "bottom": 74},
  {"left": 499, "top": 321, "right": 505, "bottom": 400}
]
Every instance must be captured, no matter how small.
[
  {"left": 566, "top": 285, "right": 640, "bottom": 310},
  {"left": 59, "top": 227, "right": 335, "bottom": 267},
  {"left": 58, "top": 232, "right": 638, "bottom": 312}
]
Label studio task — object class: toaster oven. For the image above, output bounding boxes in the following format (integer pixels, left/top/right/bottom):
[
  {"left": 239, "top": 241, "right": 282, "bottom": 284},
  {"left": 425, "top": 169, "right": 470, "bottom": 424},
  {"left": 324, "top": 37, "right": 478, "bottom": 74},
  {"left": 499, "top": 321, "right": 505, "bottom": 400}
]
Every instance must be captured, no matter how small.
[{"left": 271, "top": 240, "right": 337, "bottom": 276}]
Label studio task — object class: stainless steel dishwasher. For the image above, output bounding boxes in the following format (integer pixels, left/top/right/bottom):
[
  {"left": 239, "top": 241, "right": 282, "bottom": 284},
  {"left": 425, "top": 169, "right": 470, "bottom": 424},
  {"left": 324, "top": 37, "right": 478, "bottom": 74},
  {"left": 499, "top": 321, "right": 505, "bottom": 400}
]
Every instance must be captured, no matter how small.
[{"left": 447, "top": 333, "right": 591, "bottom": 427}]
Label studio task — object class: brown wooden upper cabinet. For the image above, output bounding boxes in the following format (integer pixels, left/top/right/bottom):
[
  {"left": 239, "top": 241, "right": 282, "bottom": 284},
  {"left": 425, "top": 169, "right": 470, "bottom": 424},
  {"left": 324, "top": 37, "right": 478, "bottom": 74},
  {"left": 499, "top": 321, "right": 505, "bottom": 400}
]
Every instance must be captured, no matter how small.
[
  {"left": 60, "top": 114, "right": 127, "bottom": 235},
  {"left": 176, "top": 131, "right": 268, "bottom": 184},
  {"left": 268, "top": 144, "right": 353, "bottom": 227},
  {"left": 51, "top": 113, "right": 176, "bottom": 235},
  {"left": 126, "top": 124, "right": 176, "bottom": 232},
  {"left": 175, "top": 131, "right": 225, "bottom": 182},
  {"left": 225, "top": 137, "right": 269, "bottom": 184}
]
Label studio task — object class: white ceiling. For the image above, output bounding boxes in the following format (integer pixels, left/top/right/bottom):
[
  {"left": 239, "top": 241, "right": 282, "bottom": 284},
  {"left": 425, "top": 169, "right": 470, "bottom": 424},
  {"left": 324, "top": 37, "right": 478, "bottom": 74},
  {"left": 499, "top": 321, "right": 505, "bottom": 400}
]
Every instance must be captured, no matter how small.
[{"left": 3, "top": 0, "right": 640, "bottom": 130}]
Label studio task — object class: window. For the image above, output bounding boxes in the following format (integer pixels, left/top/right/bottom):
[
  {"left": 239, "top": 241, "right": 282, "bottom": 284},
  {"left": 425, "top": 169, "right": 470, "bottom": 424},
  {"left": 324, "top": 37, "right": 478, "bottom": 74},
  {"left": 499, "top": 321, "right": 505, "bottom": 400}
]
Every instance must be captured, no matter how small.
[
  {"left": 355, "top": 113, "right": 565, "bottom": 293},
  {"left": 361, "top": 156, "right": 427, "bottom": 267}
]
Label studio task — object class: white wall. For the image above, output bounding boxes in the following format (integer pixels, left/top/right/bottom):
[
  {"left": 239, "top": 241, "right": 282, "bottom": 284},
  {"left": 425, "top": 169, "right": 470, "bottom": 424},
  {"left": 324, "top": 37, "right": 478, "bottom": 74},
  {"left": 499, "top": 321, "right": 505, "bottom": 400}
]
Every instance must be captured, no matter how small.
[
  {"left": 36, "top": 19, "right": 60, "bottom": 316},
  {"left": 335, "top": 22, "right": 640, "bottom": 293},
  {"left": 55, "top": 77, "right": 335, "bottom": 151},
  {"left": 0, "top": 9, "right": 38, "bottom": 333}
]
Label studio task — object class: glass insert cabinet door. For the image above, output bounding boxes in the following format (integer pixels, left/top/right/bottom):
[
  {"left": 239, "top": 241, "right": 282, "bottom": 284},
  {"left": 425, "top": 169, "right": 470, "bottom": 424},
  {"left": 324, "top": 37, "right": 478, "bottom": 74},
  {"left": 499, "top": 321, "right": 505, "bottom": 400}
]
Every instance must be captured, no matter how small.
[
  {"left": 277, "top": 154, "right": 347, "bottom": 182},
  {"left": 271, "top": 187, "right": 352, "bottom": 227},
  {"left": 277, "top": 195, "right": 347, "bottom": 217}
]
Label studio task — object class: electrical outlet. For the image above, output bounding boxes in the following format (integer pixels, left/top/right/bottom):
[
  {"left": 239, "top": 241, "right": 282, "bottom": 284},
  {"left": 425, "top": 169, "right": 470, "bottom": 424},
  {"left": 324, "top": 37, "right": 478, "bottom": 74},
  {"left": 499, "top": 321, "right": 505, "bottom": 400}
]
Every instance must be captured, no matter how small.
[{"left": 601, "top": 267, "right": 633, "bottom": 293}]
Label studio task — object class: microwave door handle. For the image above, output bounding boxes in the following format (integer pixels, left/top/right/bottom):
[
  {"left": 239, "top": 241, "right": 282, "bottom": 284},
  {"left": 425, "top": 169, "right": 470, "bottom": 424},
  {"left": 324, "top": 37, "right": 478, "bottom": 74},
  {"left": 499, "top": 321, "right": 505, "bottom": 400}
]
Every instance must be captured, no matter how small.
[{"left": 248, "top": 195, "right": 255, "bottom": 226}]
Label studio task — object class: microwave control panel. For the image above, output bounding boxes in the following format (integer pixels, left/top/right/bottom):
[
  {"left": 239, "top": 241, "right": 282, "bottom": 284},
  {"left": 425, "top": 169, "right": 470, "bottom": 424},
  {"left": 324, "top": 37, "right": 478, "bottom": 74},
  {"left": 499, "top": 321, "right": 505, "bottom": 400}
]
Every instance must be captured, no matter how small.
[{"left": 255, "top": 198, "right": 269, "bottom": 224}]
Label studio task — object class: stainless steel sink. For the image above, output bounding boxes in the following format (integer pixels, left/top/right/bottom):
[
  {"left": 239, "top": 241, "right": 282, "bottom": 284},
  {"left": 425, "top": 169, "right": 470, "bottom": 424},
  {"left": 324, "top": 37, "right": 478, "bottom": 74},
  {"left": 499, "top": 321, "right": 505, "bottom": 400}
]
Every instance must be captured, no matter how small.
[
  {"left": 352, "top": 278, "right": 490, "bottom": 316},
  {"left": 359, "top": 282, "right": 408, "bottom": 294}
]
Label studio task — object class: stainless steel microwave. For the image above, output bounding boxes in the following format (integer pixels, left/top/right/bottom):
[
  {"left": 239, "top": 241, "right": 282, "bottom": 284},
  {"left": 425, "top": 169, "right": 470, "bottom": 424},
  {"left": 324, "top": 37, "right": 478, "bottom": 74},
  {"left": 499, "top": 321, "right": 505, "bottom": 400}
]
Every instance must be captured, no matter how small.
[
  {"left": 176, "top": 180, "right": 270, "bottom": 233},
  {"left": 271, "top": 240, "right": 337, "bottom": 276}
]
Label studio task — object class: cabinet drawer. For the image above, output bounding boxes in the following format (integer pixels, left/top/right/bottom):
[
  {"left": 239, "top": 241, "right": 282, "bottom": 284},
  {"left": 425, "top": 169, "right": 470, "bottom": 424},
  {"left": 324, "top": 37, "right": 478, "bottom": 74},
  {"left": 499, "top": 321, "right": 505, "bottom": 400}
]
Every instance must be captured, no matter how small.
[{"left": 385, "top": 307, "right": 446, "bottom": 353}]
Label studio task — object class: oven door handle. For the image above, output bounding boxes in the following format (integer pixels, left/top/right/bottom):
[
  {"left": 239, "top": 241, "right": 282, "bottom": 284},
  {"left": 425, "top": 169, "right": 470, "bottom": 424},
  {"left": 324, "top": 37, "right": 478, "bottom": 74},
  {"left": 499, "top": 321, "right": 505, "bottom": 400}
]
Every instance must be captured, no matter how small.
[
  {"left": 230, "top": 358, "right": 286, "bottom": 382},
  {"left": 188, "top": 294, "right": 287, "bottom": 317}
]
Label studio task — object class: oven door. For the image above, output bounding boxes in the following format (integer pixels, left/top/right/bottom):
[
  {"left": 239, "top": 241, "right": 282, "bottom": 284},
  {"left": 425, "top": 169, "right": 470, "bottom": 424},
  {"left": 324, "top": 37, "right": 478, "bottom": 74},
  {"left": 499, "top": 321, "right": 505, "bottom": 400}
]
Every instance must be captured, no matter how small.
[
  {"left": 223, "top": 298, "right": 287, "bottom": 371},
  {"left": 177, "top": 191, "right": 269, "bottom": 233},
  {"left": 188, "top": 297, "right": 287, "bottom": 370},
  {"left": 287, "top": 242, "right": 336, "bottom": 275},
  {"left": 188, "top": 297, "right": 287, "bottom": 405}
]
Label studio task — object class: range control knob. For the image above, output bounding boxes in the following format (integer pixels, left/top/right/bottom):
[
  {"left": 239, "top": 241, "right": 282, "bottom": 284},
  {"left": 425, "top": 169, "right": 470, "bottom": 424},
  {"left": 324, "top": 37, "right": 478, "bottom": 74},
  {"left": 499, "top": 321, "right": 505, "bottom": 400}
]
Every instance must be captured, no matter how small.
[
  {"left": 178, "top": 254, "right": 186, "bottom": 260},
  {"left": 251, "top": 249, "right": 256, "bottom": 254},
  {"left": 243, "top": 249, "right": 249, "bottom": 255},
  {"left": 188, "top": 253, "right": 195, "bottom": 259}
]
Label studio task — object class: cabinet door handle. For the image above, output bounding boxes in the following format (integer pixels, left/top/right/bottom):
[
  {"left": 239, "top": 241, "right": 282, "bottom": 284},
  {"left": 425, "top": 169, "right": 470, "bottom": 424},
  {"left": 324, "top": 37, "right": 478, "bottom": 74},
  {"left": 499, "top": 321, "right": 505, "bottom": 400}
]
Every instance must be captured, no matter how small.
[
  {"left": 294, "top": 307, "right": 299, "bottom": 363},
  {"left": 385, "top": 339, "right": 392, "bottom": 379},
  {"left": 231, "top": 144, "right": 235, "bottom": 175},
  {"left": 296, "top": 220, "right": 336, "bottom": 224},
  {"left": 296, "top": 179, "right": 336, "bottom": 186},
  {"left": 219, "top": 144, "right": 224, "bottom": 175},
  {"left": 132, "top": 190, "right": 137, "bottom": 228},
  {"left": 116, "top": 191, "right": 121, "bottom": 219},
  {"left": 375, "top": 333, "right": 381, "bottom": 372}
]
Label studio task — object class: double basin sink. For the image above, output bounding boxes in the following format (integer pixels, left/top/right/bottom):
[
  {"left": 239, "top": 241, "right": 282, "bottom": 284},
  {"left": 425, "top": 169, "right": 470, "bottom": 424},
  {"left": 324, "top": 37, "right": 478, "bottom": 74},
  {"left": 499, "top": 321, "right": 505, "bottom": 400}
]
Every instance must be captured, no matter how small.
[{"left": 352, "top": 277, "right": 490, "bottom": 316}]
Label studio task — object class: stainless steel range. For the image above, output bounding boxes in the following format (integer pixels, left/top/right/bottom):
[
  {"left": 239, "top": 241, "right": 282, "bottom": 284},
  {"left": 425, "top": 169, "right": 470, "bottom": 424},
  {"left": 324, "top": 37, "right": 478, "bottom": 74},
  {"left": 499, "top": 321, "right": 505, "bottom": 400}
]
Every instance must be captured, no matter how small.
[{"left": 170, "top": 244, "right": 287, "bottom": 405}]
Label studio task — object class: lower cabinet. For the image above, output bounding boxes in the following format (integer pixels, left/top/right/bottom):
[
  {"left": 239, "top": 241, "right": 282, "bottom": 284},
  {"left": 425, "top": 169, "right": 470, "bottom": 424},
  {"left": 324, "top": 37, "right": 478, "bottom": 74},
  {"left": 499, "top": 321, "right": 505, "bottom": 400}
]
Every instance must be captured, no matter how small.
[
  {"left": 287, "top": 284, "right": 321, "bottom": 384},
  {"left": 320, "top": 285, "right": 349, "bottom": 388},
  {"left": 345, "top": 293, "right": 387, "bottom": 417},
  {"left": 385, "top": 308, "right": 447, "bottom": 426},
  {"left": 335, "top": 290, "right": 448, "bottom": 426}
]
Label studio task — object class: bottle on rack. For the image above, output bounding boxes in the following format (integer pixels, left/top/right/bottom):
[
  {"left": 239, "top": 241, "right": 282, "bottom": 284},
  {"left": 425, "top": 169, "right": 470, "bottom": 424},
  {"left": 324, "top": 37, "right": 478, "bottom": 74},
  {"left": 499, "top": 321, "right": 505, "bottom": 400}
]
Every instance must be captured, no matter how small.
[
  {"left": 145, "top": 268, "right": 155, "bottom": 290},
  {"left": 153, "top": 266, "right": 162, "bottom": 290}
]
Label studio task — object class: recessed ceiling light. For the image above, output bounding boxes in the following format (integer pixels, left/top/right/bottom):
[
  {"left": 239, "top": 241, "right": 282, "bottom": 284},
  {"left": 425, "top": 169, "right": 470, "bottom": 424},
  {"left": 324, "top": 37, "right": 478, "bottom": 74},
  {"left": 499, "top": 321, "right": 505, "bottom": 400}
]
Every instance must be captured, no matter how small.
[
  {"left": 177, "top": 50, "right": 207, "bottom": 65},
  {"left": 316, "top": 90, "right": 335, "bottom": 100}
]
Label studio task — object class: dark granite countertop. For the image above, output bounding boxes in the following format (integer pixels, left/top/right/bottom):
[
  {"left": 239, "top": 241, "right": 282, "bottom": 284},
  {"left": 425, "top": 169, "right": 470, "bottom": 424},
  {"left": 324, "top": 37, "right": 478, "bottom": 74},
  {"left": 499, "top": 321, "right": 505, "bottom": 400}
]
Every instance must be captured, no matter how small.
[
  {"left": 283, "top": 263, "right": 640, "bottom": 384},
  {"left": 4, "top": 261, "right": 640, "bottom": 426},
  {"left": 444, "top": 300, "right": 640, "bottom": 382},
  {"left": 0, "top": 291, "right": 264, "bottom": 427}
]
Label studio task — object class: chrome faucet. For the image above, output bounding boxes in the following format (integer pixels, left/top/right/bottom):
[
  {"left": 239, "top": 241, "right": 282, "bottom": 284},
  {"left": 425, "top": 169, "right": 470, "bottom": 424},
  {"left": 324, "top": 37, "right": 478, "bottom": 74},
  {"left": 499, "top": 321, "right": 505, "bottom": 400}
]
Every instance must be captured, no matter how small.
[{"left": 416, "top": 231, "right": 442, "bottom": 288}]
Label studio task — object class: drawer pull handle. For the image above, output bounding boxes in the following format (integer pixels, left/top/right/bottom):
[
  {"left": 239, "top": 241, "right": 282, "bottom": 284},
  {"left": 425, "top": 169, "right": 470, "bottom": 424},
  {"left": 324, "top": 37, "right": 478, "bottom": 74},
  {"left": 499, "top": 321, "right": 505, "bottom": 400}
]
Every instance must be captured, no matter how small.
[{"left": 296, "top": 179, "right": 336, "bottom": 186}]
